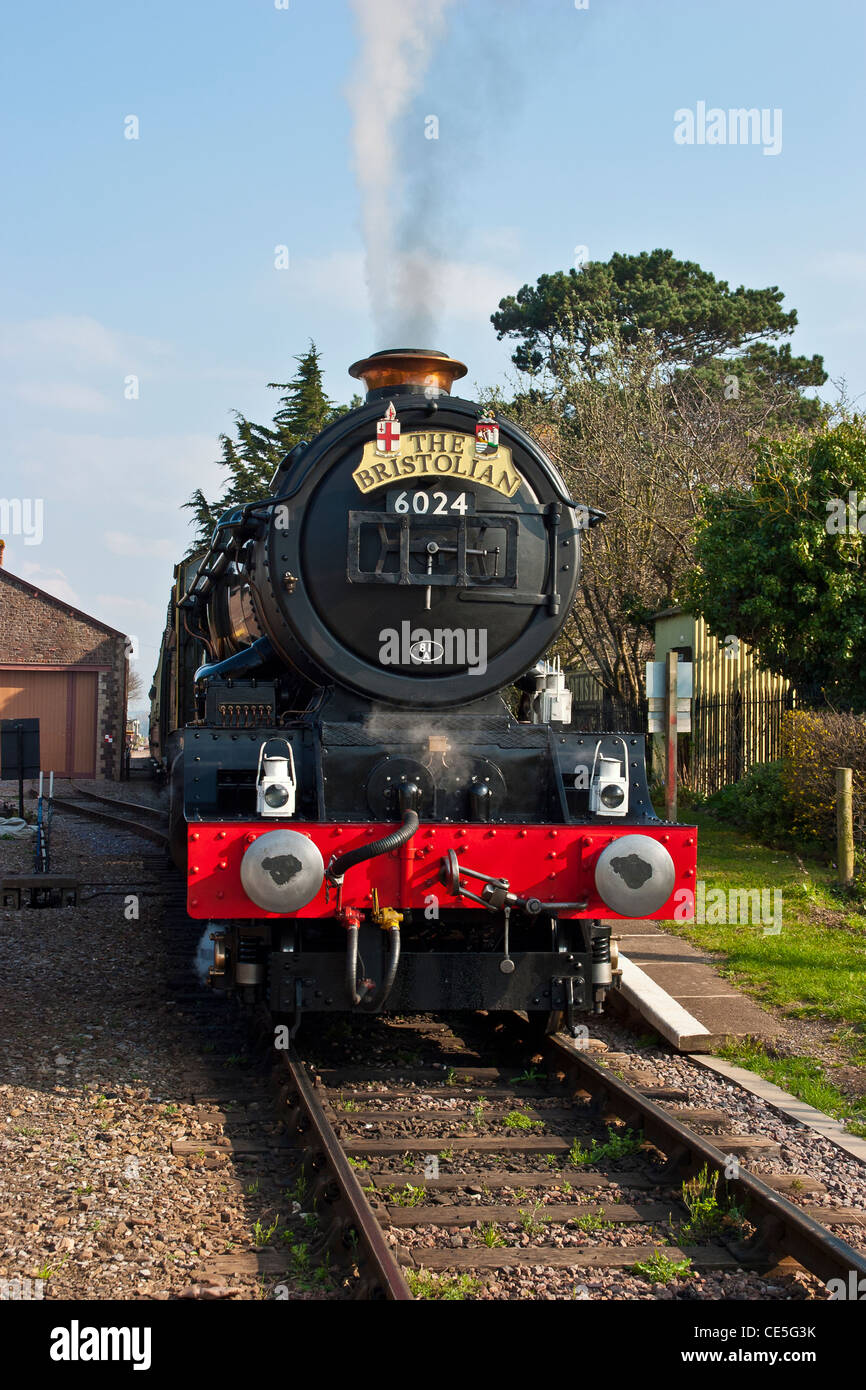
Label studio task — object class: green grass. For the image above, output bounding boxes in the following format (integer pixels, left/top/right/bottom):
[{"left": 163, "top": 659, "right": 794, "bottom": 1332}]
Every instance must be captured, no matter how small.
[
  {"left": 503, "top": 1108, "right": 543, "bottom": 1132},
  {"left": 518, "top": 1203, "right": 548, "bottom": 1237},
  {"left": 630, "top": 1250, "right": 693, "bottom": 1285},
  {"left": 379, "top": 1183, "right": 427, "bottom": 1208},
  {"left": 476, "top": 1222, "right": 506, "bottom": 1247},
  {"left": 567, "top": 1127, "right": 643, "bottom": 1167},
  {"left": 663, "top": 813, "right": 866, "bottom": 1133},
  {"left": 680, "top": 1164, "right": 748, "bottom": 1241},
  {"left": 252, "top": 1215, "right": 280, "bottom": 1247},
  {"left": 405, "top": 1269, "right": 482, "bottom": 1300},
  {"left": 667, "top": 813, "right": 866, "bottom": 1029},
  {"left": 570, "top": 1208, "right": 613, "bottom": 1233},
  {"left": 510, "top": 1066, "right": 543, "bottom": 1084},
  {"left": 719, "top": 1038, "right": 866, "bottom": 1138}
]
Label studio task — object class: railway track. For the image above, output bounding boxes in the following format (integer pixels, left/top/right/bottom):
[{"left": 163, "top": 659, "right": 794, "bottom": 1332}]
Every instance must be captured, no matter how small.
[
  {"left": 52, "top": 782, "right": 170, "bottom": 848},
  {"left": 153, "top": 992, "right": 866, "bottom": 1300},
  {"left": 35, "top": 789, "right": 866, "bottom": 1301},
  {"left": 273, "top": 1014, "right": 866, "bottom": 1300}
]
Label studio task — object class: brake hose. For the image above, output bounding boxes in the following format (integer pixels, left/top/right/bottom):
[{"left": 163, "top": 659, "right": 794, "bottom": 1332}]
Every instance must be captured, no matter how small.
[{"left": 325, "top": 808, "right": 419, "bottom": 884}]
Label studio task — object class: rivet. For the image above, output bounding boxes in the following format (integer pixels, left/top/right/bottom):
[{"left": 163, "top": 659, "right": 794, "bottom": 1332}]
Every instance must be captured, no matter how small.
[
  {"left": 190, "top": 866, "right": 199, "bottom": 875},
  {"left": 190, "top": 898, "right": 198, "bottom": 907},
  {"left": 217, "top": 831, "right": 226, "bottom": 840},
  {"left": 218, "top": 860, "right": 227, "bottom": 870},
  {"left": 582, "top": 836, "right": 592, "bottom": 847},
  {"left": 216, "top": 890, "right": 224, "bottom": 900},
  {"left": 191, "top": 832, "right": 200, "bottom": 842}
]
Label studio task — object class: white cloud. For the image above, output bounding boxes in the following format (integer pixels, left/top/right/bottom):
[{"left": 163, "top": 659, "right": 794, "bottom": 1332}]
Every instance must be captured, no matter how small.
[
  {"left": 14, "top": 381, "right": 112, "bottom": 413},
  {"left": 14, "top": 562, "right": 81, "bottom": 607},
  {"left": 104, "top": 532, "right": 178, "bottom": 559},
  {"left": 94, "top": 593, "right": 161, "bottom": 639},
  {"left": 0, "top": 315, "right": 170, "bottom": 370},
  {"left": 813, "top": 252, "right": 866, "bottom": 283},
  {"left": 8, "top": 431, "right": 221, "bottom": 512},
  {"left": 0, "top": 315, "right": 175, "bottom": 419}
]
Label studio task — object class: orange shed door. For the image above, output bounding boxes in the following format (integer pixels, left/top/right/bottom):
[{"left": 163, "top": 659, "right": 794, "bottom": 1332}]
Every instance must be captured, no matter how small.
[{"left": 0, "top": 669, "right": 98, "bottom": 777}]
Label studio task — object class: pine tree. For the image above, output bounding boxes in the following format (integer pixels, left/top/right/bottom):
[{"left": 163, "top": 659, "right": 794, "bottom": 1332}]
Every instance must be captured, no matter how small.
[
  {"left": 268, "top": 341, "right": 336, "bottom": 441},
  {"left": 183, "top": 342, "right": 357, "bottom": 551}
]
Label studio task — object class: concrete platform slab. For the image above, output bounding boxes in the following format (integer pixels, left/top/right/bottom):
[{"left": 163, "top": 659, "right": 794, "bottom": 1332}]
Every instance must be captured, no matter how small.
[
  {"left": 611, "top": 919, "right": 785, "bottom": 1050},
  {"left": 617, "top": 935, "right": 716, "bottom": 965}
]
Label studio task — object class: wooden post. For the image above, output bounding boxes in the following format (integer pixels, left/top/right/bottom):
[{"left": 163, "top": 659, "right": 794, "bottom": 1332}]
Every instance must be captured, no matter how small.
[
  {"left": 665, "top": 649, "right": 678, "bottom": 823},
  {"left": 835, "top": 767, "right": 854, "bottom": 886}
]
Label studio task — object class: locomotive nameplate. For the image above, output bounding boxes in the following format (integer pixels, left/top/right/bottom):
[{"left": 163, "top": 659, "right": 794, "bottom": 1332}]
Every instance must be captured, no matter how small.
[{"left": 352, "top": 431, "right": 522, "bottom": 499}]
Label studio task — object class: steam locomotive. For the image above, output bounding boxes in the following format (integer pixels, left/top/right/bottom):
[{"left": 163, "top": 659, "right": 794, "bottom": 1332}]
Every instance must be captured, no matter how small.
[{"left": 150, "top": 348, "right": 696, "bottom": 1034}]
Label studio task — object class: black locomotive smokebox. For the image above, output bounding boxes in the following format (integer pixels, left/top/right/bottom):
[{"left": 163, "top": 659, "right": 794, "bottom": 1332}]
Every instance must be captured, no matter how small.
[{"left": 251, "top": 352, "right": 585, "bottom": 708}]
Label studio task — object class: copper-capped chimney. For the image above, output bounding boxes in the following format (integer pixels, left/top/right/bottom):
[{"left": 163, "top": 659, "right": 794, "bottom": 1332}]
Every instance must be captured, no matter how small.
[{"left": 349, "top": 348, "right": 467, "bottom": 401}]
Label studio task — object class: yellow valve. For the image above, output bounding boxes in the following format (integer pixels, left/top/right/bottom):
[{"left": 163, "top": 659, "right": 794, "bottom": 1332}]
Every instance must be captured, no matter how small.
[{"left": 371, "top": 889, "right": 403, "bottom": 931}]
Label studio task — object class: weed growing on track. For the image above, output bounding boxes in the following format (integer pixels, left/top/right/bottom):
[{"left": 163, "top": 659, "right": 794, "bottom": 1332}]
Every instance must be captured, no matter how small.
[
  {"left": 567, "top": 1127, "right": 642, "bottom": 1166},
  {"left": 503, "top": 1109, "right": 543, "bottom": 1132},
  {"left": 34, "top": 1253, "right": 70, "bottom": 1283},
  {"left": 631, "top": 1250, "right": 693, "bottom": 1284},
  {"left": 518, "top": 1202, "right": 548, "bottom": 1237},
  {"left": 680, "top": 1164, "right": 748, "bottom": 1240},
  {"left": 510, "top": 1066, "right": 543, "bottom": 1084},
  {"left": 570, "top": 1208, "right": 613, "bottom": 1233},
  {"left": 252, "top": 1214, "right": 280, "bottom": 1247},
  {"left": 406, "top": 1269, "right": 482, "bottom": 1300},
  {"left": 477, "top": 1222, "right": 506, "bottom": 1247},
  {"left": 379, "top": 1182, "right": 427, "bottom": 1208}
]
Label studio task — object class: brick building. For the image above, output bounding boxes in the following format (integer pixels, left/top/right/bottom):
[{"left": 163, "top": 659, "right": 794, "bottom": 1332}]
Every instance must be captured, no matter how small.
[{"left": 0, "top": 564, "right": 128, "bottom": 780}]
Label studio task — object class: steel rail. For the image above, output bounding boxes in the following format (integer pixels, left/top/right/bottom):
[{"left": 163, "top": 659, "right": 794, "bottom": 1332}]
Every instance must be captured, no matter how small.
[
  {"left": 52, "top": 794, "right": 169, "bottom": 848},
  {"left": 281, "top": 1050, "right": 414, "bottom": 1299},
  {"left": 68, "top": 783, "right": 169, "bottom": 823},
  {"left": 545, "top": 1033, "right": 866, "bottom": 1287}
]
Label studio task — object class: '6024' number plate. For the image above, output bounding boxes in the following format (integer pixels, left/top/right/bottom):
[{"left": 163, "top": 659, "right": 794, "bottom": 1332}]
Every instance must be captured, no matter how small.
[{"left": 385, "top": 488, "right": 474, "bottom": 515}]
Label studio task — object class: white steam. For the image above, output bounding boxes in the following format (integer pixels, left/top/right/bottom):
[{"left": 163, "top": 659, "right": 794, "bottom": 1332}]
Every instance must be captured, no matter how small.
[{"left": 347, "top": 0, "right": 457, "bottom": 344}]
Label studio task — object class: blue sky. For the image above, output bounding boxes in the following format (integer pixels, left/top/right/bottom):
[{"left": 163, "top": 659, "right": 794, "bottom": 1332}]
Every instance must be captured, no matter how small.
[{"left": 1, "top": 0, "right": 864, "bottom": 698}]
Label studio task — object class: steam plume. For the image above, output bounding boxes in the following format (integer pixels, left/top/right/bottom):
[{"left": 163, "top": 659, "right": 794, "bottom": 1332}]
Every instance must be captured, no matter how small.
[{"left": 347, "top": 0, "right": 456, "bottom": 344}]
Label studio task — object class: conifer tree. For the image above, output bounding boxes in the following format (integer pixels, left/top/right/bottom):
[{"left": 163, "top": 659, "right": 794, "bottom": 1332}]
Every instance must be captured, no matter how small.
[{"left": 184, "top": 342, "right": 357, "bottom": 550}]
